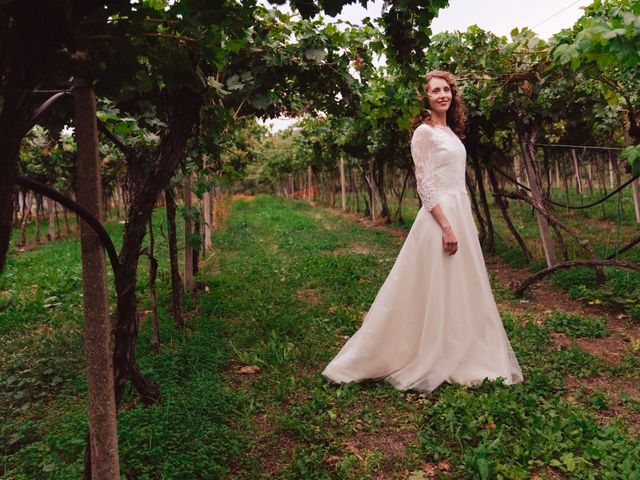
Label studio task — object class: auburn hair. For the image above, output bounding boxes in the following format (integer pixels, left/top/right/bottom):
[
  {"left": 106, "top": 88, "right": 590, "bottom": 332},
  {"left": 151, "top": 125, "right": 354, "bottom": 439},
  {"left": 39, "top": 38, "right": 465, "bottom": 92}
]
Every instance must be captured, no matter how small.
[{"left": 410, "top": 70, "right": 466, "bottom": 139}]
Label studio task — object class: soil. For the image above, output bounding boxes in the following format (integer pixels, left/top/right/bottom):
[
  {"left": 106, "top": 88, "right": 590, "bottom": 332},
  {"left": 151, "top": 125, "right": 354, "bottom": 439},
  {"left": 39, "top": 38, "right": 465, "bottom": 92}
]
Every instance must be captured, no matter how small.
[
  {"left": 224, "top": 360, "right": 261, "bottom": 392},
  {"left": 312, "top": 212, "right": 336, "bottom": 230},
  {"left": 232, "top": 194, "right": 256, "bottom": 202},
  {"left": 250, "top": 411, "right": 297, "bottom": 477},
  {"left": 565, "top": 374, "right": 640, "bottom": 433},
  {"left": 332, "top": 243, "right": 377, "bottom": 255},
  {"left": 295, "top": 288, "right": 323, "bottom": 305},
  {"left": 324, "top": 206, "right": 408, "bottom": 241},
  {"left": 487, "top": 257, "right": 640, "bottom": 364},
  {"left": 335, "top": 396, "right": 420, "bottom": 479}
]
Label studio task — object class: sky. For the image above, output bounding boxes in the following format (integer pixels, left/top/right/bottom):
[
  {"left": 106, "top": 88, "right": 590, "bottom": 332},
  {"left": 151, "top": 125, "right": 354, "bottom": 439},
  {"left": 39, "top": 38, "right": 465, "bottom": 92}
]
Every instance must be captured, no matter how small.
[
  {"left": 260, "top": 0, "right": 594, "bottom": 131},
  {"left": 328, "top": 0, "right": 592, "bottom": 39}
]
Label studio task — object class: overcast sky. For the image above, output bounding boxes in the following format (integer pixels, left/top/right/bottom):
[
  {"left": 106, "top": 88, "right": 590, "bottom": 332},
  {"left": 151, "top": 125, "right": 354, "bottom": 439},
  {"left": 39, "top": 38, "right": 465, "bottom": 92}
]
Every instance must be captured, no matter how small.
[
  {"left": 260, "top": 0, "right": 594, "bottom": 131},
  {"left": 328, "top": 0, "right": 592, "bottom": 39}
]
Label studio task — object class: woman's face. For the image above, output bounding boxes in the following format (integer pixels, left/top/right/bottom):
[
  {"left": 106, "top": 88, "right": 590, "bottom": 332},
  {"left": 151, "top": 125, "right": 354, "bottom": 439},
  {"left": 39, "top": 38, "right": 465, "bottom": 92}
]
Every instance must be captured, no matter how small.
[{"left": 425, "top": 77, "right": 452, "bottom": 114}]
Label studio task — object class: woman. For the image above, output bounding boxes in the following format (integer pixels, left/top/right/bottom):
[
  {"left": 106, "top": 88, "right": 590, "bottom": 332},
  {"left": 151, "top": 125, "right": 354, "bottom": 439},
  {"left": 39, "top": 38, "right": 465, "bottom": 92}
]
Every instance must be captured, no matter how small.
[{"left": 322, "top": 70, "right": 523, "bottom": 392}]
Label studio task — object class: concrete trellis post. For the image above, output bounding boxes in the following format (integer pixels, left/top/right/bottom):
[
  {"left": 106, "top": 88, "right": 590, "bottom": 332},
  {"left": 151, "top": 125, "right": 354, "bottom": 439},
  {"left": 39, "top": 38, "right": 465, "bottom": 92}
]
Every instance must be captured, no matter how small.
[
  {"left": 339, "top": 157, "right": 346, "bottom": 211},
  {"left": 73, "top": 79, "right": 121, "bottom": 480}
]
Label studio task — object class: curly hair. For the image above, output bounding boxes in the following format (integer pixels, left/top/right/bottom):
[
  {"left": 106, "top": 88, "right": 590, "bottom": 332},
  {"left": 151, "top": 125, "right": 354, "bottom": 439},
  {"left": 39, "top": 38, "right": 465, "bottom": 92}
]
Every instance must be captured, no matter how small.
[{"left": 410, "top": 70, "right": 466, "bottom": 139}]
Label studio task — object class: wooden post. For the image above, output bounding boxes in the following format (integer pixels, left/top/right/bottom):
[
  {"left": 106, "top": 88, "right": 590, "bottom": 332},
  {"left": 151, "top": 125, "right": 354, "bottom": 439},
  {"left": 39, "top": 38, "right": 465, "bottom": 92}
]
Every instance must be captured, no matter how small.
[
  {"left": 307, "top": 165, "right": 313, "bottom": 203},
  {"left": 571, "top": 148, "right": 583, "bottom": 195},
  {"left": 514, "top": 154, "right": 531, "bottom": 188},
  {"left": 16, "top": 189, "right": 24, "bottom": 222},
  {"left": 631, "top": 178, "right": 640, "bottom": 223},
  {"left": 47, "top": 196, "right": 56, "bottom": 241},
  {"left": 369, "top": 158, "right": 376, "bottom": 221},
  {"left": 203, "top": 180, "right": 212, "bottom": 253},
  {"left": 513, "top": 155, "right": 522, "bottom": 186},
  {"left": 34, "top": 194, "right": 41, "bottom": 244},
  {"left": 351, "top": 168, "right": 360, "bottom": 213},
  {"left": 608, "top": 153, "right": 615, "bottom": 189},
  {"left": 17, "top": 190, "right": 27, "bottom": 246},
  {"left": 183, "top": 173, "right": 193, "bottom": 293},
  {"left": 339, "top": 157, "right": 346, "bottom": 211},
  {"left": 613, "top": 154, "right": 622, "bottom": 188},
  {"left": 73, "top": 79, "right": 120, "bottom": 480},
  {"left": 113, "top": 187, "right": 120, "bottom": 219},
  {"left": 554, "top": 157, "right": 561, "bottom": 188},
  {"left": 586, "top": 159, "right": 594, "bottom": 195},
  {"left": 216, "top": 187, "right": 222, "bottom": 225}
]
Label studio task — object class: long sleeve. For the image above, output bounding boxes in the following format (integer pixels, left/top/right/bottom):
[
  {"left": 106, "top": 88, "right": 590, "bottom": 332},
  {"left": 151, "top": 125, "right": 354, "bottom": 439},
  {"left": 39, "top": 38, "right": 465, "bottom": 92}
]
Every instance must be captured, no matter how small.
[{"left": 411, "top": 125, "right": 438, "bottom": 211}]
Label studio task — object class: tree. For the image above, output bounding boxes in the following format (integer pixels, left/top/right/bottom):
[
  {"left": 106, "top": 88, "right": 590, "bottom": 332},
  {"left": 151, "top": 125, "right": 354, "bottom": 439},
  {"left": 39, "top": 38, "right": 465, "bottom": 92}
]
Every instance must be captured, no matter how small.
[
  {"left": 553, "top": 0, "right": 640, "bottom": 144},
  {"left": 553, "top": 0, "right": 640, "bottom": 217}
]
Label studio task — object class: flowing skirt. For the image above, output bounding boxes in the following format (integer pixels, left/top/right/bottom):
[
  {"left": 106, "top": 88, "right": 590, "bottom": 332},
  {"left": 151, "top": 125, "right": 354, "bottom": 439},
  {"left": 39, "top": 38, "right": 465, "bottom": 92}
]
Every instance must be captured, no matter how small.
[{"left": 322, "top": 190, "right": 523, "bottom": 392}]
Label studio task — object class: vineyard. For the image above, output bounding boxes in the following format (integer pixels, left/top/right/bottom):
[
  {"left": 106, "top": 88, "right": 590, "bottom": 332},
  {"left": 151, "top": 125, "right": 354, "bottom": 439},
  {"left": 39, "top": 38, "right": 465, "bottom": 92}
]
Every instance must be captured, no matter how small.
[{"left": 1, "top": 0, "right": 640, "bottom": 479}]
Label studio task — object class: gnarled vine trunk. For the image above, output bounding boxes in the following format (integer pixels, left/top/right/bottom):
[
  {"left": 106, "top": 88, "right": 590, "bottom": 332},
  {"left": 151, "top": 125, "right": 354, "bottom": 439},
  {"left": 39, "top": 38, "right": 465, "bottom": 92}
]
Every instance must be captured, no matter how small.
[
  {"left": 486, "top": 166, "right": 531, "bottom": 261},
  {"left": 515, "top": 121, "right": 557, "bottom": 268},
  {"left": 375, "top": 156, "right": 391, "bottom": 223},
  {"left": 0, "top": 97, "right": 28, "bottom": 271},
  {"left": 469, "top": 151, "right": 494, "bottom": 253},
  {"left": 165, "top": 186, "right": 184, "bottom": 328},
  {"left": 112, "top": 88, "right": 202, "bottom": 406}
]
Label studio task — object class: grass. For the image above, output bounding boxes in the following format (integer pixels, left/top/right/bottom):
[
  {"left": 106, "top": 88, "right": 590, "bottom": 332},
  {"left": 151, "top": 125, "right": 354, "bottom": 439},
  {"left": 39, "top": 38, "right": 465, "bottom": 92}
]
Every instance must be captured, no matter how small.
[
  {"left": 1, "top": 207, "right": 245, "bottom": 479},
  {"left": 2, "top": 194, "right": 640, "bottom": 478}
]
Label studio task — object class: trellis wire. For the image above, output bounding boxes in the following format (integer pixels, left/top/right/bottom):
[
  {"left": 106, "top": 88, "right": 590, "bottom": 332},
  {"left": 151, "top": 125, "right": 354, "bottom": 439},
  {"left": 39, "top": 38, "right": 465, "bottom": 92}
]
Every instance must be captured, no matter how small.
[{"left": 492, "top": 165, "right": 638, "bottom": 210}]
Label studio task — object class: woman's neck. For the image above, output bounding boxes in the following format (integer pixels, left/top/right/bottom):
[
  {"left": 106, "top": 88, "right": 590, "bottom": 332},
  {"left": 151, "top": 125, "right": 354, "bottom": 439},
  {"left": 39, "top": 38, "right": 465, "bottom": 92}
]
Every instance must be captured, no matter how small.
[{"left": 431, "top": 111, "right": 447, "bottom": 127}]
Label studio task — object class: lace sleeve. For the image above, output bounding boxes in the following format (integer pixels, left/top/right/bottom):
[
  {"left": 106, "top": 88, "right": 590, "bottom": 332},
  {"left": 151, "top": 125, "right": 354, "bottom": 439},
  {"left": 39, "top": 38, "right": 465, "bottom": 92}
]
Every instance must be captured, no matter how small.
[{"left": 411, "top": 125, "right": 438, "bottom": 211}]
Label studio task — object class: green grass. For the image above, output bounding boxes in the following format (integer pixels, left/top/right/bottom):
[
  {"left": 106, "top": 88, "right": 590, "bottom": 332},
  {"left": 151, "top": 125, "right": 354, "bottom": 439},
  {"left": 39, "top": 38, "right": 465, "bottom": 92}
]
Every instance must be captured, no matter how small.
[
  {"left": 1, "top": 207, "right": 245, "bottom": 479},
  {"left": 2, "top": 195, "right": 640, "bottom": 479},
  {"left": 546, "top": 312, "right": 608, "bottom": 338}
]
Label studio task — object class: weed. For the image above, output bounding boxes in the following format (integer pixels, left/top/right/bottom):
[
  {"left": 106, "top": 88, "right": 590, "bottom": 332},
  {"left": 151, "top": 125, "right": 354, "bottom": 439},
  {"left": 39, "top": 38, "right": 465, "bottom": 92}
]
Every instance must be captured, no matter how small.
[{"left": 547, "top": 312, "right": 608, "bottom": 338}]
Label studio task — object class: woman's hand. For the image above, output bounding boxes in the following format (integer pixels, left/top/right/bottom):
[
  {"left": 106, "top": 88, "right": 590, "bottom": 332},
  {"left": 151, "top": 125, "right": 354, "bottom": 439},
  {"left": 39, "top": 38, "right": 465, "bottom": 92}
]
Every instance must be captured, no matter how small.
[
  {"left": 428, "top": 204, "right": 458, "bottom": 255},
  {"left": 441, "top": 225, "right": 458, "bottom": 256}
]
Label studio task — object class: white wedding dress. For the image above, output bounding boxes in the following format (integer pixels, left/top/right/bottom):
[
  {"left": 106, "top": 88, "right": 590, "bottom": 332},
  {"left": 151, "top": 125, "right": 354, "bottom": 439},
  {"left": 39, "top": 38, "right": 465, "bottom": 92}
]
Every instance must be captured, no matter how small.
[{"left": 322, "top": 123, "right": 523, "bottom": 392}]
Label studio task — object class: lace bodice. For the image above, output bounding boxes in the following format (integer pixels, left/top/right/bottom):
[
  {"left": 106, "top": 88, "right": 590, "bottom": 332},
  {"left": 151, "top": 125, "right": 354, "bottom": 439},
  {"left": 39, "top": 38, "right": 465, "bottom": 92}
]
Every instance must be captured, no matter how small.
[{"left": 410, "top": 124, "right": 467, "bottom": 211}]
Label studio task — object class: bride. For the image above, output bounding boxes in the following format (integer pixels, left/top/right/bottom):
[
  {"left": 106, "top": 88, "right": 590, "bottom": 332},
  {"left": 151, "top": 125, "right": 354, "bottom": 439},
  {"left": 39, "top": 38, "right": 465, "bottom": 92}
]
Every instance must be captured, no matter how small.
[{"left": 322, "top": 70, "right": 523, "bottom": 392}]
